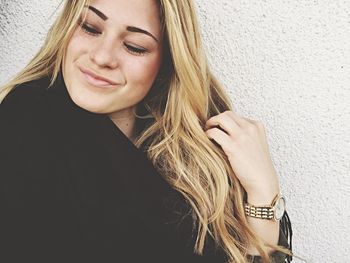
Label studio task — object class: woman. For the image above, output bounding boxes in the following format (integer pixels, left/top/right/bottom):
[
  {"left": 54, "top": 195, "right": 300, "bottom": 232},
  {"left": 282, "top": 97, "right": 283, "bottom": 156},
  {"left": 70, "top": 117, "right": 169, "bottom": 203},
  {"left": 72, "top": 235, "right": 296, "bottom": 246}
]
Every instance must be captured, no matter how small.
[{"left": 0, "top": 0, "right": 293, "bottom": 262}]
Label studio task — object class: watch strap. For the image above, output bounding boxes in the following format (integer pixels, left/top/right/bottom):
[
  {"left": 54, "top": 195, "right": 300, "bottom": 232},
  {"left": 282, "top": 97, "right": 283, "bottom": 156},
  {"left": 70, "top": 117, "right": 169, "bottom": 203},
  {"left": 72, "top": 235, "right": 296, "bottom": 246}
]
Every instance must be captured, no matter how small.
[
  {"left": 244, "top": 203, "right": 274, "bottom": 220},
  {"left": 244, "top": 193, "right": 282, "bottom": 220}
]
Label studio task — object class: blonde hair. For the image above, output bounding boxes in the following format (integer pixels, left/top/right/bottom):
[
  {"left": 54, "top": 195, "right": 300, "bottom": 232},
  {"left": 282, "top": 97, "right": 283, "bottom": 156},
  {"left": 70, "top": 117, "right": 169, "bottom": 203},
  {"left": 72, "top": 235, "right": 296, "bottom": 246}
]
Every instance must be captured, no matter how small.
[{"left": 0, "top": 1, "right": 293, "bottom": 262}]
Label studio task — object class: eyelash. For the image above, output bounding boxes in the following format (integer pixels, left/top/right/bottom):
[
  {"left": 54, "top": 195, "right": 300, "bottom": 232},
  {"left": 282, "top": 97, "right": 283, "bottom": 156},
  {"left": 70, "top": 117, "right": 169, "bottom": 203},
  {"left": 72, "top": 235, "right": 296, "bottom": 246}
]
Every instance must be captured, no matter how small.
[{"left": 78, "top": 21, "right": 148, "bottom": 56}]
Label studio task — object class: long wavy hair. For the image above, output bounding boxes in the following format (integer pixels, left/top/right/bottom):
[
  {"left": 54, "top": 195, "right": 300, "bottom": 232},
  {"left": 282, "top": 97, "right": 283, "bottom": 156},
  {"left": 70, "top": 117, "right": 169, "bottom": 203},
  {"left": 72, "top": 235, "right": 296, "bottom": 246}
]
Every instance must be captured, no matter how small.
[{"left": 0, "top": 1, "right": 293, "bottom": 262}]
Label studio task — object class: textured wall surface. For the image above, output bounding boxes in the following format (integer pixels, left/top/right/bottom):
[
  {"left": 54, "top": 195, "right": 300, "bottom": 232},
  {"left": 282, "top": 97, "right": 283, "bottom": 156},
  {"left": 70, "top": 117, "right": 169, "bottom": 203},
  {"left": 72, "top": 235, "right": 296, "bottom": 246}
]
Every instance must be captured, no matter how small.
[{"left": 1, "top": 1, "right": 350, "bottom": 262}]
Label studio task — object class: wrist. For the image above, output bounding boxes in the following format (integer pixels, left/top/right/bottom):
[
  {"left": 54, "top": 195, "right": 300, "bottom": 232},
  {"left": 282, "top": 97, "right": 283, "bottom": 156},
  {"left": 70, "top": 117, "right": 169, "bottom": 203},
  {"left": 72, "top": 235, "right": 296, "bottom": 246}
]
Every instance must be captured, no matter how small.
[{"left": 246, "top": 187, "right": 280, "bottom": 206}]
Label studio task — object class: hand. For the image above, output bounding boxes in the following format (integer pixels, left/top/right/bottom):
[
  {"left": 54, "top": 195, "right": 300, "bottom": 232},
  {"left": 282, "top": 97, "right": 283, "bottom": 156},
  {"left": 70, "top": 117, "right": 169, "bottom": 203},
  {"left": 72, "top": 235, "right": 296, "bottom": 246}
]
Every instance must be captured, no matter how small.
[{"left": 204, "top": 110, "right": 280, "bottom": 198}]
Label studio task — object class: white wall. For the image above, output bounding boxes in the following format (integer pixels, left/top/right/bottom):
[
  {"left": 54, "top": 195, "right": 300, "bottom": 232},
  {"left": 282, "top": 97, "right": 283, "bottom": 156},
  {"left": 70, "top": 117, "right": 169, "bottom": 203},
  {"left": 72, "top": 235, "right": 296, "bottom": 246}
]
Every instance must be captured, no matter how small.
[{"left": 1, "top": 1, "right": 349, "bottom": 262}]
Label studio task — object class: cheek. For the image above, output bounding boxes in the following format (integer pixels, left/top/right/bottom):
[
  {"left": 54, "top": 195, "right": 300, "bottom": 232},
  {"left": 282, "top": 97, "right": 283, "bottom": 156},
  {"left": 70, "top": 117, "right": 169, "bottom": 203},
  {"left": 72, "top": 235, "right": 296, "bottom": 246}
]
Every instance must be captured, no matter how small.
[
  {"left": 124, "top": 54, "right": 162, "bottom": 94},
  {"left": 65, "top": 32, "right": 88, "bottom": 64},
  {"left": 99, "top": 55, "right": 162, "bottom": 115}
]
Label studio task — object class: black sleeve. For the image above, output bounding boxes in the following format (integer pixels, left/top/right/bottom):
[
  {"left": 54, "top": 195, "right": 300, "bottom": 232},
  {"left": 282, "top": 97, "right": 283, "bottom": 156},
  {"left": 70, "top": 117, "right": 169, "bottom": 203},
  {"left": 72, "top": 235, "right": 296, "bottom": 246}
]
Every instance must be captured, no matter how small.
[
  {"left": 0, "top": 84, "right": 59, "bottom": 262},
  {"left": 246, "top": 211, "right": 293, "bottom": 263}
]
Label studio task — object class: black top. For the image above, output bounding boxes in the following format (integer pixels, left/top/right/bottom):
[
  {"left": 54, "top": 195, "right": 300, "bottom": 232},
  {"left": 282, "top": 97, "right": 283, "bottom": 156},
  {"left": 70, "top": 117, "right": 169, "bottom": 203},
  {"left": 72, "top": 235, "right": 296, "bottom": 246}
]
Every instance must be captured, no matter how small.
[{"left": 0, "top": 71, "right": 292, "bottom": 263}]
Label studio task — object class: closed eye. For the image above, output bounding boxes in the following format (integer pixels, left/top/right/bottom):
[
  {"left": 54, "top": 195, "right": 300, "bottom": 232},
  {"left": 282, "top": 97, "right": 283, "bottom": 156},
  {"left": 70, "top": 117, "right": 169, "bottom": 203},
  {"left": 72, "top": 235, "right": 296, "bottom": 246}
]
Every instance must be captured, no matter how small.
[
  {"left": 78, "top": 21, "right": 148, "bottom": 56},
  {"left": 79, "top": 21, "right": 101, "bottom": 36},
  {"left": 124, "top": 44, "right": 147, "bottom": 55}
]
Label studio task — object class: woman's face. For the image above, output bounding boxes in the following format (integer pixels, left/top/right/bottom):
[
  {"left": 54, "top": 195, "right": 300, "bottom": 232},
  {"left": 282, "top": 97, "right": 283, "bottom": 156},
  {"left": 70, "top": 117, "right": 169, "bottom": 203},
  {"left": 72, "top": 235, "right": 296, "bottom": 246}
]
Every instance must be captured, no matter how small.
[{"left": 63, "top": 0, "right": 163, "bottom": 119}]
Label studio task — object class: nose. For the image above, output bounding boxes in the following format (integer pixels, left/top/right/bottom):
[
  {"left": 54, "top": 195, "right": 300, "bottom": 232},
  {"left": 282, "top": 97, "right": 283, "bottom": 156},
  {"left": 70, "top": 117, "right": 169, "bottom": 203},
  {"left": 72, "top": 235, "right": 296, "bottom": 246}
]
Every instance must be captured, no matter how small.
[{"left": 89, "top": 39, "right": 120, "bottom": 69}]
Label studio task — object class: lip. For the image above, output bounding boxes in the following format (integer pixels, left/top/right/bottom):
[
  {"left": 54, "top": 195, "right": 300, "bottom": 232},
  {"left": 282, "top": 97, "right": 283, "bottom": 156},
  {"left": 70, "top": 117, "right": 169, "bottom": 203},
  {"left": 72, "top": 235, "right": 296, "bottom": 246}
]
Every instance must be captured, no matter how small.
[{"left": 79, "top": 67, "right": 119, "bottom": 87}]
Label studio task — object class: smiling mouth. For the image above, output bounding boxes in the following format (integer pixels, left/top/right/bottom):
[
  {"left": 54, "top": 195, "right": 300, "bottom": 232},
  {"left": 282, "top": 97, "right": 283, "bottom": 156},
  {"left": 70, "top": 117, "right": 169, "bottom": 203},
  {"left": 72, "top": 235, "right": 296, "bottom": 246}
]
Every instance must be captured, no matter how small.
[{"left": 79, "top": 67, "right": 120, "bottom": 88}]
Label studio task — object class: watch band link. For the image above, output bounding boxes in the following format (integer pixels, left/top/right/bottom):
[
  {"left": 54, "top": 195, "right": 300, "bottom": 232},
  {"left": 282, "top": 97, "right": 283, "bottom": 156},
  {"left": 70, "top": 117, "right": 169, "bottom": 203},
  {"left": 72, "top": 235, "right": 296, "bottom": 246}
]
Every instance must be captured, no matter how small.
[{"left": 244, "top": 203, "right": 274, "bottom": 220}]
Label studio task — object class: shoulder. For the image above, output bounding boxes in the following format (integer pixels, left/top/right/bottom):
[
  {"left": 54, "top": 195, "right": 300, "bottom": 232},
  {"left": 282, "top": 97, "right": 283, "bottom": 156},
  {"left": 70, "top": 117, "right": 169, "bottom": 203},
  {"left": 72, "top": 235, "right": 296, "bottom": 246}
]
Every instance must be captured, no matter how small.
[
  {"left": 0, "top": 75, "right": 53, "bottom": 160},
  {"left": 0, "top": 74, "right": 51, "bottom": 113},
  {"left": 0, "top": 75, "right": 53, "bottom": 138}
]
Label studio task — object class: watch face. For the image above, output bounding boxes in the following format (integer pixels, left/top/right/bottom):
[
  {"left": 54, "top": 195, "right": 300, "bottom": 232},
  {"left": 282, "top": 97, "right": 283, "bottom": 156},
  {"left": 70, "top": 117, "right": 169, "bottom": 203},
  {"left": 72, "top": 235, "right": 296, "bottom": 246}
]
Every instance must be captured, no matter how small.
[{"left": 274, "top": 196, "right": 286, "bottom": 220}]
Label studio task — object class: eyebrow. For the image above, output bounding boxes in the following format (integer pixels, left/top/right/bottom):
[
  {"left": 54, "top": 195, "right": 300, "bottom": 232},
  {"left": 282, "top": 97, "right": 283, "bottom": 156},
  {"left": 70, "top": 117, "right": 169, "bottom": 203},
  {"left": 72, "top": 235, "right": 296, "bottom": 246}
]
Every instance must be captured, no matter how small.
[{"left": 84, "top": 5, "right": 159, "bottom": 43}]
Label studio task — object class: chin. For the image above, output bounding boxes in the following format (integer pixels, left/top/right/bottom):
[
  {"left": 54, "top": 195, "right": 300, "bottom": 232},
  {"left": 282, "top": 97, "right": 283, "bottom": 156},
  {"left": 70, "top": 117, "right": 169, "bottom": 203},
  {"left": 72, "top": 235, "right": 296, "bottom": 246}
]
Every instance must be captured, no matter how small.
[{"left": 67, "top": 84, "right": 109, "bottom": 114}]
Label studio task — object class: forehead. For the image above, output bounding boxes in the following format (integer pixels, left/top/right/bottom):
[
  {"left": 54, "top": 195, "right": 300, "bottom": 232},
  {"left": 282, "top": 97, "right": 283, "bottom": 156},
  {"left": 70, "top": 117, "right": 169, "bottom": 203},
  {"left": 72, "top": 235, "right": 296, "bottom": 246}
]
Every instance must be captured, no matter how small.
[{"left": 86, "top": 0, "right": 161, "bottom": 33}]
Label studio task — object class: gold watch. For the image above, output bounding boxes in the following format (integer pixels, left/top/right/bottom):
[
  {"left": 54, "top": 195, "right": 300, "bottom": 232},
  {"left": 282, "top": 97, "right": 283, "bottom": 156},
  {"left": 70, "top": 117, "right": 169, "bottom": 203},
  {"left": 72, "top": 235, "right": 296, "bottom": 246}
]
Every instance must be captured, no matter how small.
[{"left": 244, "top": 193, "right": 286, "bottom": 221}]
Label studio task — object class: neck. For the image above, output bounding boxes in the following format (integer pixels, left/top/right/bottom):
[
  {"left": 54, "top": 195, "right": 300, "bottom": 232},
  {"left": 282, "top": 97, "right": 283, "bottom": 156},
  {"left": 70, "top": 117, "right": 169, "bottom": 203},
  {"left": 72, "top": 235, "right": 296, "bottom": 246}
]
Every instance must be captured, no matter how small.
[{"left": 108, "top": 110, "right": 136, "bottom": 143}]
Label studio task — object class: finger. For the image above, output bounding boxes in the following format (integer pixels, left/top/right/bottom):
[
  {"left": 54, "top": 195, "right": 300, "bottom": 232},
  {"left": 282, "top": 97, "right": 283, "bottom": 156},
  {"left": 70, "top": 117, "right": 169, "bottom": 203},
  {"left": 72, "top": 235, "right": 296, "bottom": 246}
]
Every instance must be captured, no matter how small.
[
  {"left": 242, "top": 117, "right": 266, "bottom": 134},
  {"left": 205, "top": 112, "right": 240, "bottom": 136},
  {"left": 227, "top": 111, "right": 252, "bottom": 127},
  {"left": 242, "top": 117, "right": 255, "bottom": 124},
  {"left": 205, "top": 127, "right": 233, "bottom": 153}
]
